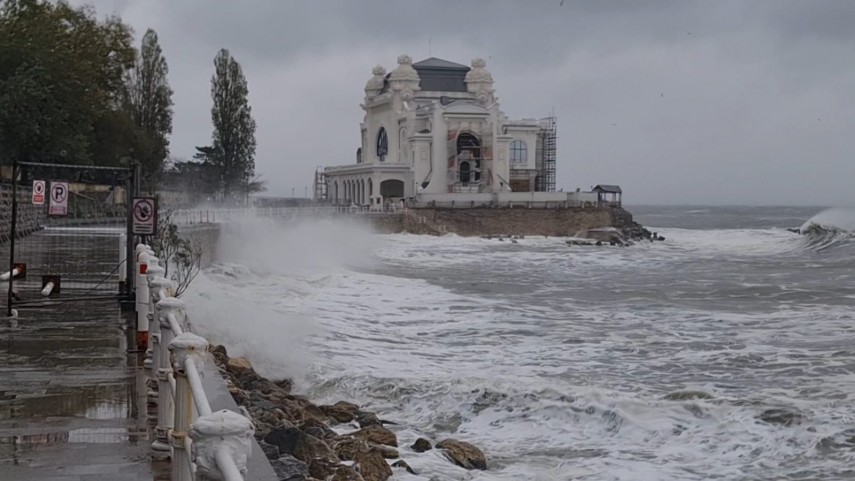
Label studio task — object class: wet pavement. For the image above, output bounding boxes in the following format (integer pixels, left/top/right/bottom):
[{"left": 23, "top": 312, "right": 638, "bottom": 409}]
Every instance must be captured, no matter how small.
[{"left": 0, "top": 230, "right": 163, "bottom": 480}]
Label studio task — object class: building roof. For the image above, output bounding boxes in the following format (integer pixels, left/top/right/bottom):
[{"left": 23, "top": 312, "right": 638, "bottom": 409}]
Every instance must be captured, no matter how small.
[
  {"left": 593, "top": 184, "right": 622, "bottom": 193},
  {"left": 413, "top": 57, "right": 470, "bottom": 92},
  {"left": 412, "top": 57, "right": 469, "bottom": 70}
]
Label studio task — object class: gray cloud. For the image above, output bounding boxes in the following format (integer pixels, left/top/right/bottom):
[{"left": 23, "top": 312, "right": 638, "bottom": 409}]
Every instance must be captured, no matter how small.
[{"left": 75, "top": 0, "right": 855, "bottom": 205}]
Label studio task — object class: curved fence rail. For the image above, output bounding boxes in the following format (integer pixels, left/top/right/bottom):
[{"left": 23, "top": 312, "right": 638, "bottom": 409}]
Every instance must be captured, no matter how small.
[
  {"left": 136, "top": 244, "right": 253, "bottom": 481},
  {"left": 170, "top": 206, "right": 403, "bottom": 225}
]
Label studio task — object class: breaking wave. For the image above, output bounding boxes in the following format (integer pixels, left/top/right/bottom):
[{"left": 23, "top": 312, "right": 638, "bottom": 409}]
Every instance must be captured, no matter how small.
[
  {"left": 184, "top": 209, "right": 855, "bottom": 480},
  {"left": 798, "top": 208, "right": 855, "bottom": 252}
]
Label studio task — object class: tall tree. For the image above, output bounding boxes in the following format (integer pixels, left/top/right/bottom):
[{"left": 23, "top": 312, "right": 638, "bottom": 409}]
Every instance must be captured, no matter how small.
[
  {"left": 210, "top": 49, "right": 256, "bottom": 199},
  {"left": 125, "top": 29, "right": 174, "bottom": 188},
  {"left": 0, "top": 0, "right": 135, "bottom": 165}
]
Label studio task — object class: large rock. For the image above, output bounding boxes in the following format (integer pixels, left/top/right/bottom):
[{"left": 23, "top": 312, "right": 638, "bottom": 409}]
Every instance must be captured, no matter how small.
[
  {"left": 354, "top": 449, "right": 392, "bottom": 481},
  {"left": 330, "top": 465, "right": 366, "bottom": 481},
  {"left": 227, "top": 356, "right": 254, "bottom": 376},
  {"left": 210, "top": 344, "right": 229, "bottom": 366},
  {"left": 263, "top": 427, "right": 336, "bottom": 464},
  {"left": 332, "top": 436, "right": 369, "bottom": 461},
  {"left": 353, "top": 425, "right": 397, "bottom": 447},
  {"left": 322, "top": 401, "right": 361, "bottom": 423},
  {"left": 391, "top": 460, "right": 416, "bottom": 475},
  {"left": 308, "top": 457, "right": 341, "bottom": 480},
  {"left": 436, "top": 439, "right": 487, "bottom": 470},
  {"left": 270, "top": 454, "right": 308, "bottom": 481},
  {"left": 300, "top": 418, "right": 338, "bottom": 440},
  {"left": 356, "top": 411, "right": 382, "bottom": 428},
  {"left": 411, "top": 437, "right": 432, "bottom": 453},
  {"left": 333, "top": 436, "right": 399, "bottom": 461}
]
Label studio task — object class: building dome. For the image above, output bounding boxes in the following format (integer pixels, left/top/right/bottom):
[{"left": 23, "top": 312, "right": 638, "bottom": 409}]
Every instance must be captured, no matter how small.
[{"left": 389, "top": 54, "right": 420, "bottom": 82}]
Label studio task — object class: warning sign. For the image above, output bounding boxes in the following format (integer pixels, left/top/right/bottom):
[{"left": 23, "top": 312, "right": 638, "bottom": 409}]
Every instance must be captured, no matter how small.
[
  {"left": 132, "top": 197, "right": 157, "bottom": 235},
  {"left": 48, "top": 182, "right": 68, "bottom": 216},
  {"left": 32, "top": 180, "right": 45, "bottom": 205}
]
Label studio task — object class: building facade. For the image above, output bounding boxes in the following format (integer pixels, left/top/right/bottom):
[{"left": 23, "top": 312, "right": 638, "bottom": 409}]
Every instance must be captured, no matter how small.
[{"left": 322, "top": 55, "right": 557, "bottom": 208}]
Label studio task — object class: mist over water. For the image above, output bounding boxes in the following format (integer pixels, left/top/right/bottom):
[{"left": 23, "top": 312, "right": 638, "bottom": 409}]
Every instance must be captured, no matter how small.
[{"left": 184, "top": 206, "right": 855, "bottom": 480}]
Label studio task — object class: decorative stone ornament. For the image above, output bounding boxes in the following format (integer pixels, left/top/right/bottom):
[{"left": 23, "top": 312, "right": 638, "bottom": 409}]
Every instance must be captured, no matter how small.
[
  {"left": 364, "top": 65, "right": 386, "bottom": 98},
  {"left": 190, "top": 409, "right": 254, "bottom": 480},
  {"left": 465, "top": 57, "right": 495, "bottom": 104},
  {"left": 390, "top": 54, "right": 419, "bottom": 82},
  {"left": 168, "top": 332, "right": 208, "bottom": 372}
]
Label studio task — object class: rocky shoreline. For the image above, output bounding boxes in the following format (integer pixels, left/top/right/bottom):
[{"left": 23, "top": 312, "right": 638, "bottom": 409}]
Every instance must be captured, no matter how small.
[{"left": 211, "top": 345, "right": 486, "bottom": 481}]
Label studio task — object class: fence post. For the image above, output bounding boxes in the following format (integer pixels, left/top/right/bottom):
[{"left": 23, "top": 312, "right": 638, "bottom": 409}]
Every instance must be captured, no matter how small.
[
  {"left": 190, "top": 410, "right": 254, "bottom": 480},
  {"left": 168, "top": 331, "right": 208, "bottom": 481},
  {"left": 149, "top": 277, "right": 176, "bottom": 454},
  {"left": 135, "top": 249, "right": 150, "bottom": 349}
]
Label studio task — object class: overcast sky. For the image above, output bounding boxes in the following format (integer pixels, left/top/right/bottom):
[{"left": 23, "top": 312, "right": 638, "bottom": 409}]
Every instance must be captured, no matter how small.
[{"left": 73, "top": 0, "right": 855, "bottom": 206}]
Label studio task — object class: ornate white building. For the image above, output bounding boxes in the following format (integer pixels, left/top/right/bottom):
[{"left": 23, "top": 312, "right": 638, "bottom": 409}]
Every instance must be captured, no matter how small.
[{"left": 322, "top": 55, "right": 557, "bottom": 208}]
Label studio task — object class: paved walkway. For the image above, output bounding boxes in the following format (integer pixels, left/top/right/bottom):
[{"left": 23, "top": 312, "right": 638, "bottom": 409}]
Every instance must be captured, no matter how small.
[{"left": 0, "top": 276, "right": 163, "bottom": 478}]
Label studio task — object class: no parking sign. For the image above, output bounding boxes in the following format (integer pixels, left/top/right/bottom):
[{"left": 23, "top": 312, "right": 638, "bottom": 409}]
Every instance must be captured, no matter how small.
[
  {"left": 132, "top": 197, "right": 157, "bottom": 235},
  {"left": 48, "top": 182, "right": 68, "bottom": 216}
]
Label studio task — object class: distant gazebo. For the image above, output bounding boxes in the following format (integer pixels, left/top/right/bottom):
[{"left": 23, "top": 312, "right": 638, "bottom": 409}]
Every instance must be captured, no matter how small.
[{"left": 593, "top": 185, "right": 622, "bottom": 207}]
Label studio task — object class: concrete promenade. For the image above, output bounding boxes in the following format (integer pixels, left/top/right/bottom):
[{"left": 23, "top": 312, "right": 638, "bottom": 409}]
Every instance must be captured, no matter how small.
[{"left": 0, "top": 230, "right": 162, "bottom": 480}]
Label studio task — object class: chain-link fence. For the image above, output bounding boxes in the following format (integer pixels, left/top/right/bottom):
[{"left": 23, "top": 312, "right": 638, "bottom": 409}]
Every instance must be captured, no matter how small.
[{"left": 0, "top": 162, "right": 137, "bottom": 312}]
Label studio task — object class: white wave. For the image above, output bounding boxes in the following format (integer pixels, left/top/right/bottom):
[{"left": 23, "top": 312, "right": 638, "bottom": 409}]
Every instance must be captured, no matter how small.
[
  {"left": 181, "top": 213, "right": 854, "bottom": 480},
  {"left": 800, "top": 207, "right": 855, "bottom": 232}
]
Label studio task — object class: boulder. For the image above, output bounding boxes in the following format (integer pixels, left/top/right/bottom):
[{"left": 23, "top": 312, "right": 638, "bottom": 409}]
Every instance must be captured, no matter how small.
[
  {"left": 263, "top": 427, "right": 336, "bottom": 464},
  {"left": 354, "top": 449, "right": 392, "bottom": 481},
  {"left": 356, "top": 411, "right": 382, "bottom": 428},
  {"left": 411, "top": 437, "right": 432, "bottom": 453},
  {"left": 259, "top": 441, "right": 279, "bottom": 459},
  {"left": 227, "top": 356, "right": 254, "bottom": 377},
  {"left": 300, "top": 418, "right": 338, "bottom": 440},
  {"left": 210, "top": 344, "right": 229, "bottom": 366},
  {"left": 353, "top": 425, "right": 397, "bottom": 447},
  {"left": 322, "top": 401, "right": 361, "bottom": 423},
  {"left": 436, "top": 439, "right": 487, "bottom": 470},
  {"left": 270, "top": 454, "right": 309, "bottom": 481},
  {"left": 274, "top": 378, "right": 294, "bottom": 393},
  {"left": 391, "top": 460, "right": 416, "bottom": 475},
  {"left": 332, "top": 436, "right": 369, "bottom": 461},
  {"left": 330, "top": 465, "right": 366, "bottom": 481},
  {"left": 308, "top": 457, "right": 342, "bottom": 480}
]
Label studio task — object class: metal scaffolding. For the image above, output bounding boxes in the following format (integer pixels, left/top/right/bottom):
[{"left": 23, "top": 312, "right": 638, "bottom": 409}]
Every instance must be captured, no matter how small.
[{"left": 536, "top": 116, "right": 557, "bottom": 192}]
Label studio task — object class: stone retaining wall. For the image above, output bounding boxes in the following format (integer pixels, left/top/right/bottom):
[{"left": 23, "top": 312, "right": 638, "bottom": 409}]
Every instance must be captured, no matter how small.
[
  {"left": 371, "top": 207, "right": 635, "bottom": 237},
  {"left": 177, "top": 223, "right": 220, "bottom": 267}
]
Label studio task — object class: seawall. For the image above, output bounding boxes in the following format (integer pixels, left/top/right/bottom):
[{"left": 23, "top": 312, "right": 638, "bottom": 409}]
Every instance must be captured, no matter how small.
[
  {"left": 176, "top": 223, "right": 220, "bottom": 267},
  {"left": 372, "top": 207, "right": 636, "bottom": 237}
]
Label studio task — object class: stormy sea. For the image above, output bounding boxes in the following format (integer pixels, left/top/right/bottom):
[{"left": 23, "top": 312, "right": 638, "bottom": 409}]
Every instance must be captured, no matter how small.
[{"left": 184, "top": 205, "right": 855, "bottom": 481}]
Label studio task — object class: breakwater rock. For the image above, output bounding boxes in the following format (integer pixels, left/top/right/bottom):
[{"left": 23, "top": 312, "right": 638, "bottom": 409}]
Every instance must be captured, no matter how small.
[{"left": 211, "top": 345, "right": 487, "bottom": 480}]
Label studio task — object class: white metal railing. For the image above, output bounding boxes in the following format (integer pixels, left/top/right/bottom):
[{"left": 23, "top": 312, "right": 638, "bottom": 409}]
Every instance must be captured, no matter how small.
[
  {"left": 170, "top": 206, "right": 404, "bottom": 225},
  {"left": 136, "top": 244, "right": 254, "bottom": 481}
]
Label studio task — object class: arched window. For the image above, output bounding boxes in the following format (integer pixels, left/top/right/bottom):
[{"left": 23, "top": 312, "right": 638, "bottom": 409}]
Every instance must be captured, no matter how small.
[
  {"left": 377, "top": 128, "right": 388, "bottom": 161},
  {"left": 510, "top": 140, "right": 527, "bottom": 164}
]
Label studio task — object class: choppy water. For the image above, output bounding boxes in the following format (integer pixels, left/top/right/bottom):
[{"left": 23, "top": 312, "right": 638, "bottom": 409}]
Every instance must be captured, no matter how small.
[{"left": 185, "top": 206, "right": 855, "bottom": 481}]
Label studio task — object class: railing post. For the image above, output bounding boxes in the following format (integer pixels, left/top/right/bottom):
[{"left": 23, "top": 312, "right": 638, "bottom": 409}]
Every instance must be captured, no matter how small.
[
  {"left": 135, "top": 249, "right": 151, "bottom": 349},
  {"left": 150, "top": 277, "right": 176, "bottom": 454},
  {"left": 169, "top": 331, "right": 208, "bottom": 481},
  {"left": 190, "top": 410, "right": 254, "bottom": 481}
]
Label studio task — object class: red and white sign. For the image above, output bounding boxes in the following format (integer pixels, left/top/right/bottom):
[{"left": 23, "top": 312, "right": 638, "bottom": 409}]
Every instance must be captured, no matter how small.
[
  {"left": 32, "top": 180, "right": 45, "bottom": 205},
  {"left": 49, "top": 182, "right": 68, "bottom": 216},
  {"left": 132, "top": 197, "right": 157, "bottom": 235}
]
